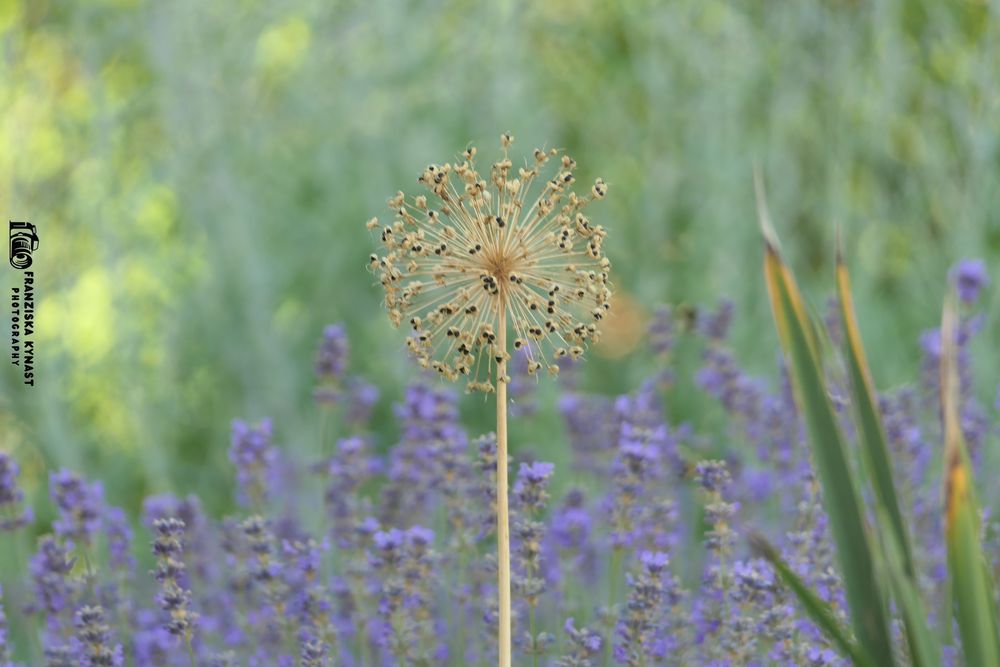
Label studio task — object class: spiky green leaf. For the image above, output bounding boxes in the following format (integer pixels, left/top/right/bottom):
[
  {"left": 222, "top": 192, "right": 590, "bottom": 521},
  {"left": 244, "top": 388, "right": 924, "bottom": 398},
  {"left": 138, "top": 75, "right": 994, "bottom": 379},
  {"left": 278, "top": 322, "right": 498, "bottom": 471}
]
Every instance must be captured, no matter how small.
[
  {"left": 941, "top": 292, "right": 1000, "bottom": 666},
  {"left": 756, "top": 174, "right": 895, "bottom": 666},
  {"left": 750, "top": 534, "right": 877, "bottom": 667}
]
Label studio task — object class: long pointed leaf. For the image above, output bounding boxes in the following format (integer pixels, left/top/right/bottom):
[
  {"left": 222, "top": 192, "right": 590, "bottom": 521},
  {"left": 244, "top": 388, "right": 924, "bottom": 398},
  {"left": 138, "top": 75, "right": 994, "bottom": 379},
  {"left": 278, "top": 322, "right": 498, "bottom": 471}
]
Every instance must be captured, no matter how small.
[
  {"left": 756, "top": 178, "right": 895, "bottom": 666},
  {"left": 941, "top": 292, "right": 1000, "bottom": 665},
  {"left": 874, "top": 503, "right": 941, "bottom": 667},
  {"left": 750, "top": 533, "right": 877, "bottom": 667},
  {"left": 836, "top": 249, "right": 915, "bottom": 578}
]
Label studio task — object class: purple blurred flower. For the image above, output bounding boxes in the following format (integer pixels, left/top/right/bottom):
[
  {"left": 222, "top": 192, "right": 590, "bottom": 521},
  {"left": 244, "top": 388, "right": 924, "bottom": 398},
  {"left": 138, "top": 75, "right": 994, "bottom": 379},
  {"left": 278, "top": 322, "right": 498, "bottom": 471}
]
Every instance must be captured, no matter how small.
[
  {"left": 28, "top": 536, "right": 76, "bottom": 627},
  {"left": 73, "top": 605, "right": 124, "bottom": 667},
  {"left": 557, "top": 617, "right": 602, "bottom": 666},
  {"left": 151, "top": 517, "right": 199, "bottom": 640},
  {"left": 514, "top": 461, "right": 555, "bottom": 513},
  {"left": 315, "top": 324, "right": 349, "bottom": 380},
  {"left": 229, "top": 419, "right": 277, "bottom": 507},
  {"left": 343, "top": 376, "right": 380, "bottom": 427},
  {"left": 49, "top": 469, "right": 103, "bottom": 546},
  {"left": 950, "top": 258, "right": 989, "bottom": 304},
  {"left": 104, "top": 506, "right": 134, "bottom": 572},
  {"left": 614, "top": 551, "right": 674, "bottom": 666},
  {"left": 0, "top": 452, "right": 32, "bottom": 532}
]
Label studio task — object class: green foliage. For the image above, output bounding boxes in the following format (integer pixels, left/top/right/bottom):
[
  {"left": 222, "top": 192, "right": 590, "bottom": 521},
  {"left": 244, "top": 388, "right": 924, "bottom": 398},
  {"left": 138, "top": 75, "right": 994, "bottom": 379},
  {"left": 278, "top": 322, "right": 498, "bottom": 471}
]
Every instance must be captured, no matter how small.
[
  {"left": 941, "top": 294, "right": 1000, "bottom": 666},
  {"left": 759, "top": 199, "right": 894, "bottom": 665},
  {"left": 2, "top": 0, "right": 999, "bottom": 528},
  {"left": 757, "top": 202, "right": 999, "bottom": 666},
  {"left": 749, "top": 533, "right": 877, "bottom": 667}
]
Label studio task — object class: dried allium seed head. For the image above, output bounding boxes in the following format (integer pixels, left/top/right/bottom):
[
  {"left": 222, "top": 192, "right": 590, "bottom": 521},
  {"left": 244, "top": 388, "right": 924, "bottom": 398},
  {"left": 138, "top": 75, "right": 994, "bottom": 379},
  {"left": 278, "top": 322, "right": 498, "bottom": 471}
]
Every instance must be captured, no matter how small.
[{"left": 368, "top": 135, "right": 613, "bottom": 392}]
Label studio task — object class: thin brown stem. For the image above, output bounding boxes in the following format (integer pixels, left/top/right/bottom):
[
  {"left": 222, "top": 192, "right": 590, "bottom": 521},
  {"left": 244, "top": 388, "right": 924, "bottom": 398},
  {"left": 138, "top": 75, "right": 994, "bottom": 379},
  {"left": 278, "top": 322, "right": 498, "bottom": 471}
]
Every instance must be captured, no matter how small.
[{"left": 496, "top": 306, "right": 512, "bottom": 667}]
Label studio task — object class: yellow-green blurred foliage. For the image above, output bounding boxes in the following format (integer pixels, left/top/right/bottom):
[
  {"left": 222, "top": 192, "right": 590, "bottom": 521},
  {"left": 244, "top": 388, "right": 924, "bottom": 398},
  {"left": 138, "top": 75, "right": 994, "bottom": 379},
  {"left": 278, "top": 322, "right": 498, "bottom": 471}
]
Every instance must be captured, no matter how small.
[{"left": 1, "top": 0, "right": 998, "bottom": 515}]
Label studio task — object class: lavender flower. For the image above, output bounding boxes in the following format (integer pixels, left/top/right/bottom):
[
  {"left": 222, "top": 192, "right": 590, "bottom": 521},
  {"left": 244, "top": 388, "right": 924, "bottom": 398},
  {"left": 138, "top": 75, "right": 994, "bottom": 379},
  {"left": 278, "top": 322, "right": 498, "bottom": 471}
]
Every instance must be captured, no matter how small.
[
  {"left": 229, "top": 419, "right": 277, "bottom": 507},
  {"left": 72, "top": 605, "right": 123, "bottom": 667},
  {"left": 949, "top": 258, "right": 989, "bottom": 304},
  {"left": 614, "top": 551, "right": 671, "bottom": 666},
  {"left": 0, "top": 452, "right": 32, "bottom": 532},
  {"left": 475, "top": 433, "right": 499, "bottom": 538},
  {"left": 315, "top": 324, "right": 349, "bottom": 381},
  {"left": 0, "top": 585, "right": 18, "bottom": 667},
  {"left": 381, "top": 380, "right": 465, "bottom": 524},
  {"left": 508, "top": 349, "right": 540, "bottom": 418},
  {"left": 648, "top": 305, "right": 675, "bottom": 357},
  {"left": 29, "top": 536, "right": 76, "bottom": 626},
  {"left": 49, "top": 469, "right": 103, "bottom": 546},
  {"left": 241, "top": 515, "right": 288, "bottom": 619},
  {"left": 514, "top": 462, "right": 554, "bottom": 513},
  {"left": 558, "top": 393, "right": 618, "bottom": 473},
  {"left": 314, "top": 324, "right": 350, "bottom": 404},
  {"left": 371, "top": 526, "right": 438, "bottom": 662},
  {"left": 512, "top": 462, "right": 556, "bottom": 662},
  {"left": 43, "top": 645, "right": 74, "bottom": 667},
  {"left": 104, "top": 506, "right": 134, "bottom": 572},
  {"left": 324, "top": 436, "right": 376, "bottom": 549},
  {"left": 342, "top": 376, "right": 380, "bottom": 427},
  {"left": 151, "top": 518, "right": 199, "bottom": 641},
  {"left": 282, "top": 537, "right": 335, "bottom": 651},
  {"left": 556, "top": 618, "right": 603, "bottom": 667},
  {"left": 299, "top": 639, "right": 329, "bottom": 667}
]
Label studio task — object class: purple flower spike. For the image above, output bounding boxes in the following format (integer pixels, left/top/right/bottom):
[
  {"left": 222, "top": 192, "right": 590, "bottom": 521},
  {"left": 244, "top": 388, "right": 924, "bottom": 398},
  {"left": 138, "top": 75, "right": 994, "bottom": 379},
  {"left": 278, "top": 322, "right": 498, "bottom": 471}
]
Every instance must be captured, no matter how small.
[
  {"left": 49, "top": 469, "right": 103, "bottom": 546},
  {"left": 0, "top": 452, "right": 32, "bottom": 532},
  {"left": 315, "top": 324, "right": 349, "bottom": 380},
  {"left": 73, "top": 605, "right": 124, "bottom": 667},
  {"left": 950, "top": 258, "right": 989, "bottom": 304},
  {"left": 229, "top": 418, "right": 277, "bottom": 507}
]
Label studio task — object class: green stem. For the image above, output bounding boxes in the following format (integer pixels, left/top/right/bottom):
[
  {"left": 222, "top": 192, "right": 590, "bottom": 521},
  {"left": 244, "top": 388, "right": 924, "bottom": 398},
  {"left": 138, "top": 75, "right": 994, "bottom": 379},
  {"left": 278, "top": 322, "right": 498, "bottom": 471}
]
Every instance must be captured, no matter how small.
[
  {"left": 530, "top": 604, "right": 539, "bottom": 667},
  {"left": 603, "top": 546, "right": 624, "bottom": 667},
  {"left": 10, "top": 530, "right": 41, "bottom": 665},
  {"left": 185, "top": 633, "right": 198, "bottom": 667}
]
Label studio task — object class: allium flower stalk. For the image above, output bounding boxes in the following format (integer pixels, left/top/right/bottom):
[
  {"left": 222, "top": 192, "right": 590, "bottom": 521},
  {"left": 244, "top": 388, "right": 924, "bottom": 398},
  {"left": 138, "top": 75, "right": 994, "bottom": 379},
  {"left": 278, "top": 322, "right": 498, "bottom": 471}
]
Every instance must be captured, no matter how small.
[{"left": 369, "top": 133, "right": 612, "bottom": 667}]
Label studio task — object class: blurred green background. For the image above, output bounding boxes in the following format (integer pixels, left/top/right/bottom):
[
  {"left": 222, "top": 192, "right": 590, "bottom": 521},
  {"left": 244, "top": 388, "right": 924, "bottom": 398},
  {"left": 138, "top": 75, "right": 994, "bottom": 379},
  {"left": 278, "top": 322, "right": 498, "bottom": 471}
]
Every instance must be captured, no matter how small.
[{"left": 2, "top": 0, "right": 999, "bottom": 518}]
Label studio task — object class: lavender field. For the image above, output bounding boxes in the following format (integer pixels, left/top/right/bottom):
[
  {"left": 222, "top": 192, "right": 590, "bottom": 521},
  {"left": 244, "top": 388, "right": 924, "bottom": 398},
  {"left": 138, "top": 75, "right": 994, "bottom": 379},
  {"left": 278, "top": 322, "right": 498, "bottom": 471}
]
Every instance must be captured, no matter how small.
[{"left": 1, "top": 255, "right": 997, "bottom": 664}]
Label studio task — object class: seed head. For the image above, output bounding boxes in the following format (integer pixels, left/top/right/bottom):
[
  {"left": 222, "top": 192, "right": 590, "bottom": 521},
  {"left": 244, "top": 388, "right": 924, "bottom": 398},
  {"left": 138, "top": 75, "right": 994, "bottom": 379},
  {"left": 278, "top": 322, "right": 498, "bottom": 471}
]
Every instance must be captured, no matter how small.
[{"left": 369, "top": 134, "right": 612, "bottom": 392}]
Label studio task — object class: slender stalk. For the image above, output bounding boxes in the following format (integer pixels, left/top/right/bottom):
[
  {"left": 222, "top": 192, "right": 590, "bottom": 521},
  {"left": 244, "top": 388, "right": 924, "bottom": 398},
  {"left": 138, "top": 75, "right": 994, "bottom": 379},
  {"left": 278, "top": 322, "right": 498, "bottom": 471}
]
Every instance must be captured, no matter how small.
[
  {"left": 185, "top": 634, "right": 197, "bottom": 667},
  {"left": 530, "top": 605, "right": 539, "bottom": 667},
  {"left": 496, "top": 307, "right": 512, "bottom": 667},
  {"left": 603, "top": 546, "right": 623, "bottom": 667}
]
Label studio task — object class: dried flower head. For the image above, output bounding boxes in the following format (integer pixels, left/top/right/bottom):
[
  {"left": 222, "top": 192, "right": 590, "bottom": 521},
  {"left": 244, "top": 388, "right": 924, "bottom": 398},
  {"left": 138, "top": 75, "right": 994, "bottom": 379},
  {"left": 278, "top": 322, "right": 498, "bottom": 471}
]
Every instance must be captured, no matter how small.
[{"left": 369, "top": 134, "right": 612, "bottom": 392}]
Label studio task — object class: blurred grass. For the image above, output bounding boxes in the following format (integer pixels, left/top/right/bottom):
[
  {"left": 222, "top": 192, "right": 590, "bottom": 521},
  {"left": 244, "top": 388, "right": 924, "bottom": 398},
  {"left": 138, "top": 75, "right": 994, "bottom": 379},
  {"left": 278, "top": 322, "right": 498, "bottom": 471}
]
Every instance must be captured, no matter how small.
[{"left": 1, "top": 0, "right": 999, "bottom": 519}]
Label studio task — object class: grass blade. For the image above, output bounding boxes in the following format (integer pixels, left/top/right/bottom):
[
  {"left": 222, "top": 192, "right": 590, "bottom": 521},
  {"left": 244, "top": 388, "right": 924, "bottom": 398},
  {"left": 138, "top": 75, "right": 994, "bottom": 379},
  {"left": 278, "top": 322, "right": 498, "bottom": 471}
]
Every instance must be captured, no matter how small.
[
  {"left": 749, "top": 534, "right": 877, "bottom": 667},
  {"left": 941, "top": 292, "right": 1000, "bottom": 666},
  {"left": 873, "top": 503, "right": 941, "bottom": 667},
  {"left": 756, "top": 174, "right": 895, "bottom": 666},
  {"left": 835, "top": 246, "right": 915, "bottom": 577}
]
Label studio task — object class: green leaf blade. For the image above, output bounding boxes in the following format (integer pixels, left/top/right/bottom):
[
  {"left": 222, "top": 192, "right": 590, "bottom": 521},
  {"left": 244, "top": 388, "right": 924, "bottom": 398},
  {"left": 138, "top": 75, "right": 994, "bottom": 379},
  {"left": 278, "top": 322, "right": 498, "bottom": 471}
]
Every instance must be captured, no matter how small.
[
  {"left": 762, "top": 239, "right": 895, "bottom": 666},
  {"left": 836, "top": 256, "right": 915, "bottom": 579},
  {"left": 941, "top": 293, "right": 1000, "bottom": 666},
  {"left": 750, "top": 534, "right": 877, "bottom": 667}
]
